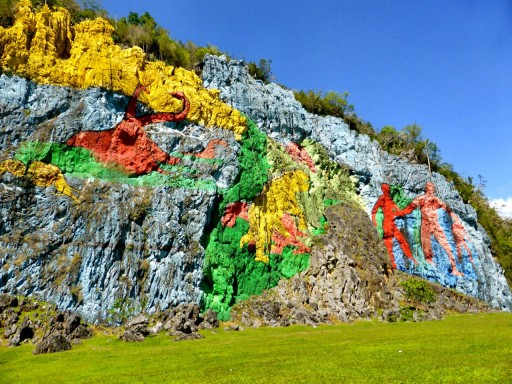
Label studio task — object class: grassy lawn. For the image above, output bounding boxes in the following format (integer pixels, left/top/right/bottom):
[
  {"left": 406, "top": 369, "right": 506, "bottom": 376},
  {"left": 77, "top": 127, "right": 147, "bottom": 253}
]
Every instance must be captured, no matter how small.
[{"left": 0, "top": 312, "right": 511, "bottom": 383}]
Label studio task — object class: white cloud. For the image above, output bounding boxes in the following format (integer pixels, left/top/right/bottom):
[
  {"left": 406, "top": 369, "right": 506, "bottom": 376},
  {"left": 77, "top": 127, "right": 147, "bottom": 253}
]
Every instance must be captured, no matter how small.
[{"left": 489, "top": 197, "right": 512, "bottom": 219}]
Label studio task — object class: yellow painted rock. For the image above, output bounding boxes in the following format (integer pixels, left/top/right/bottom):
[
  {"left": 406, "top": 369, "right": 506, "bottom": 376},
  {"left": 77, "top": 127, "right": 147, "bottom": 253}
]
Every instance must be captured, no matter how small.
[
  {"left": 0, "top": 1, "right": 246, "bottom": 139},
  {"left": 241, "top": 170, "right": 310, "bottom": 262}
]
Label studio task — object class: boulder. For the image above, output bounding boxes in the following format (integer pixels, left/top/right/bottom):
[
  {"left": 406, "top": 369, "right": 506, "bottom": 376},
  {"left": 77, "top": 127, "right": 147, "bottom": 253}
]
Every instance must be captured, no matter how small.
[
  {"left": 0, "top": 294, "right": 18, "bottom": 313},
  {"left": 198, "top": 309, "right": 219, "bottom": 330},
  {"left": 33, "top": 334, "right": 72, "bottom": 355},
  {"left": 120, "top": 314, "right": 149, "bottom": 342},
  {"left": 173, "top": 332, "right": 204, "bottom": 342}
]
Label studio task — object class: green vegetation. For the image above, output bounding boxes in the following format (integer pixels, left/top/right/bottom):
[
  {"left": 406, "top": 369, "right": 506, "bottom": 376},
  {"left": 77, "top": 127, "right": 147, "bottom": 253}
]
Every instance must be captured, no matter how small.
[
  {"left": 1, "top": 313, "right": 511, "bottom": 383},
  {"left": 294, "top": 90, "right": 354, "bottom": 119},
  {"left": 400, "top": 278, "right": 437, "bottom": 304},
  {"left": 0, "top": 0, "right": 17, "bottom": 27},
  {"left": 112, "top": 11, "right": 224, "bottom": 72},
  {"left": 247, "top": 59, "right": 273, "bottom": 83},
  {"left": 0, "top": 0, "right": 107, "bottom": 27}
]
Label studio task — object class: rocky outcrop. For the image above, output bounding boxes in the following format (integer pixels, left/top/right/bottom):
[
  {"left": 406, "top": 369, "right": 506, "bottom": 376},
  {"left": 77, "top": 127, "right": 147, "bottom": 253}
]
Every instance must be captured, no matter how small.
[
  {"left": 230, "top": 202, "right": 397, "bottom": 326},
  {"left": 120, "top": 314, "right": 149, "bottom": 342},
  {"left": 0, "top": 294, "right": 91, "bottom": 353}
]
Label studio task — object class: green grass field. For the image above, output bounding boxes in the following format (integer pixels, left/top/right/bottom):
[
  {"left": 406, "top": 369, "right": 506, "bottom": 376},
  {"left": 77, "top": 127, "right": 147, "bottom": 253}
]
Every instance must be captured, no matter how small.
[{"left": 1, "top": 313, "right": 511, "bottom": 383}]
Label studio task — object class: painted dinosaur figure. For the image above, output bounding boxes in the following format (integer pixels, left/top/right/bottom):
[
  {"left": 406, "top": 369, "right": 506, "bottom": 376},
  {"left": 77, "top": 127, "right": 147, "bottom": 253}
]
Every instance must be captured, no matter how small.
[
  {"left": 67, "top": 84, "right": 190, "bottom": 176},
  {"left": 0, "top": 159, "right": 79, "bottom": 202}
]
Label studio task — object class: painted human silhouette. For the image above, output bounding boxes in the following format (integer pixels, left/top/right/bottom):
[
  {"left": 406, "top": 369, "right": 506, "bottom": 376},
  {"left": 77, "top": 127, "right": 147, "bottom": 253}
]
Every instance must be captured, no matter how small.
[
  {"left": 403, "top": 182, "right": 463, "bottom": 276},
  {"left": 67, "top": 84, "right": 190, "bottom": 175},
  {"left": 450, "top": 211, "right": 474, "bottom": 265},
  {"left": 372, "top": 183, "right": 416, "bottom": 269}
]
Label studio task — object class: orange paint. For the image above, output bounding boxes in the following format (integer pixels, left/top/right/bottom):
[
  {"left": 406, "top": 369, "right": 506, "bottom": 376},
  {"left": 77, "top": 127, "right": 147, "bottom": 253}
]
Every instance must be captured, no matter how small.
[
  {"left": 270, "top": 214, "right": 310, "bottom": 255},
  {"left": 221, "top": 202, "right": 250, "bottom": 227},
  {"left": 405, "top": 182, "right": 463, "bottom": 276},
  {"left": 187, "top": 139, "right": 229, "bottom": 159},
  {"left": 285, "top": 142, "right": 316, "bottom": 172},
  {"left": 450, "top": 212, "right": 474, "bottom": 264}
]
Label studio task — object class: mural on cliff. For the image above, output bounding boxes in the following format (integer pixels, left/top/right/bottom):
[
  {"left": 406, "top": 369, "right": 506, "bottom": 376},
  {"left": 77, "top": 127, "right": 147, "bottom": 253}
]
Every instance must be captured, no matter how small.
[
  {"left": 0, "top": 1, "right": 510, "bottom": 322},
  {"left": 372, "top": 182, "right": 477, "bottom": 282},
  {"left": 201, "top": 54, "right": 512, "bottom": 311},
  {"left": 0, "top": 1, "right": 349, "bottom": 321}
]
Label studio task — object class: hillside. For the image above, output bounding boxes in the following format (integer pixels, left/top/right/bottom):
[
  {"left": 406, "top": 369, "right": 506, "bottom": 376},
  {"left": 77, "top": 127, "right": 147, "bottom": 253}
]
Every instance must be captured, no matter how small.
[{"left": 0, "top": 0, "right": 510, "bottom": 331}]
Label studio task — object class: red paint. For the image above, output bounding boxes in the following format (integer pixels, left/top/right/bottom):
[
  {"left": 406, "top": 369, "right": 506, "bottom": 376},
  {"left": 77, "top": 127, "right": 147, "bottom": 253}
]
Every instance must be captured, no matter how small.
[
  {"left": 450, "top": 212, "right": 474, "bottom": 265},
  {"left": 221, "top": 202, "right": 249, "bottom": 227},
  {"left": 405, "top": 182, "right": 463, "bottom": 276},
  {"left": 286, "top": 142, "right": 316, "bottom": 173},
  {"left": 66, "top": 85, "right": 190, "bottom": 175},
  {"left": 270, "top": 214, "right": 310, "bottom": 255},
  {"left": 372, "top": 183, "right": 416, "bottom": 269},
  {"left": 187, "top": 139, "right": 229, "bottom": 159}
]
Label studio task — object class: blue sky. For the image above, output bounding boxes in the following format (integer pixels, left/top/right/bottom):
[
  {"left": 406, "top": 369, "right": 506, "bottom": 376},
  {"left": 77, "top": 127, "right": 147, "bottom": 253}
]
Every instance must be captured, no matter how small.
[{"left": 101, "top": 0, "right": 512, "bottom": 215}]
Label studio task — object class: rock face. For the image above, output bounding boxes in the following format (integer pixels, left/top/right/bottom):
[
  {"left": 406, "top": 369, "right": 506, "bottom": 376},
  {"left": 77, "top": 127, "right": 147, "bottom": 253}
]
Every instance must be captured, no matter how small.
[
  {"left": 0, "top": 2, "right": 510, "bottom": 326},
  {"left": 202, "top": 54, "right": 512, "bottom": 311},
  {"left": 230, "top": 201, "right": 395, "bottom": 326},
  {"left": 0, "top": 72, "right": 235, "bottom": 321}
]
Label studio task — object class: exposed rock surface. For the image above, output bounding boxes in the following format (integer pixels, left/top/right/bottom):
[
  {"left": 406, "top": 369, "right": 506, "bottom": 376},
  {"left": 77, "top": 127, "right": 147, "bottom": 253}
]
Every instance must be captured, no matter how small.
[
  {"left": 203, "top": 54, "right": 512, "bottom": 311},
  {"left": 0, "top": 294, "right": 91, "bottom": 352},
  {"left": 33, "top": 333, "right": 72, "bottom": 355},
  {"left": 120, "top": 314, "right": 149, "bottom": 342},
  {"left": 156, "top": 303, "right": 216, "bottom": 340}
]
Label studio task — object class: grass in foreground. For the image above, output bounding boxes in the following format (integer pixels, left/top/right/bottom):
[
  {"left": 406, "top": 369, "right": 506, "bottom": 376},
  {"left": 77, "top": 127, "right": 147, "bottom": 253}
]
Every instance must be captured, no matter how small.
[{"left": 0, "top": 313, "right": 511, "bottom": 383}]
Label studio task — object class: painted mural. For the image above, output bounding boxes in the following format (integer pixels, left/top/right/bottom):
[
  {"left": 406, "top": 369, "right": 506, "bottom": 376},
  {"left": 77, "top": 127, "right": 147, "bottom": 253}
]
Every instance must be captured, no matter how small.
[
  {"left": 372, "top": 182, "right": 478, "bottom": 281},
  {"left": 2, "top": 0, "right": 505, "bottom": 322},
  {"left": 0, "top": 2, "right": 347, "bottom": 319},
  {"left": 66, "top": 84, "right": 189, "bottom": 175}
]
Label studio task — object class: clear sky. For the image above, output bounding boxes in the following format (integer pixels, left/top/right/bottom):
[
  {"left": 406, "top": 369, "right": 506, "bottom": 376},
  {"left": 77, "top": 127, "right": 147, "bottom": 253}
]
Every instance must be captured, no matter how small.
[{"left": 101, "top": 0, "right": 512, "bottom": 216}]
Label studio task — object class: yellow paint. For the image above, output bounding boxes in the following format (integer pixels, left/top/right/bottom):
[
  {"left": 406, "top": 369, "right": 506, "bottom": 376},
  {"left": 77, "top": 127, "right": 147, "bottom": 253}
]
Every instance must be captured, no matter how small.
[
  {"left": 240, "top": 170, "right": 309, "bottom": 262},
  {"left": 0, "top": 1, "right": 246, "bottom": 139},
  {"left": 0, "top": 159, "right": 79, "bottom": 202},
  {"left": 0, "top": 159, "right": 26, "bottom": 177}
]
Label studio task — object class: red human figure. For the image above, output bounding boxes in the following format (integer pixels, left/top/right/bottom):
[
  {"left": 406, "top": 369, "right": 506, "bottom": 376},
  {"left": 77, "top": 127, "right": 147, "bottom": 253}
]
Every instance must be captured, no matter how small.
[
  {"left": 67, "top": 84, "right": 190, "bottom": 175},
  {"left": 372, "top": 183, "right": 416, "bottom": 269},
  {"left": 405, "top": 182, "right": 463, "bottom": 276},
  {"left": 450, "top": 211, "right": 474, "bottom": 265}
]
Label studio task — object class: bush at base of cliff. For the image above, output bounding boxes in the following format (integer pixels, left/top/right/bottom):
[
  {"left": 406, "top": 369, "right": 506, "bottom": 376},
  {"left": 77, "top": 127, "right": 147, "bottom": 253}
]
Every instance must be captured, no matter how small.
[{"left": 400, "top": 278, "right": 437, "bottom": 304}]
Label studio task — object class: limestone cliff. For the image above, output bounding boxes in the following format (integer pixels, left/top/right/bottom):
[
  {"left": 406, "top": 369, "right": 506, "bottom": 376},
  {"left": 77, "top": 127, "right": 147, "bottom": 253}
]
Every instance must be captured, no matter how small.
[{"left": 0, "top": 2, "right": 510, "bottom": 324}]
